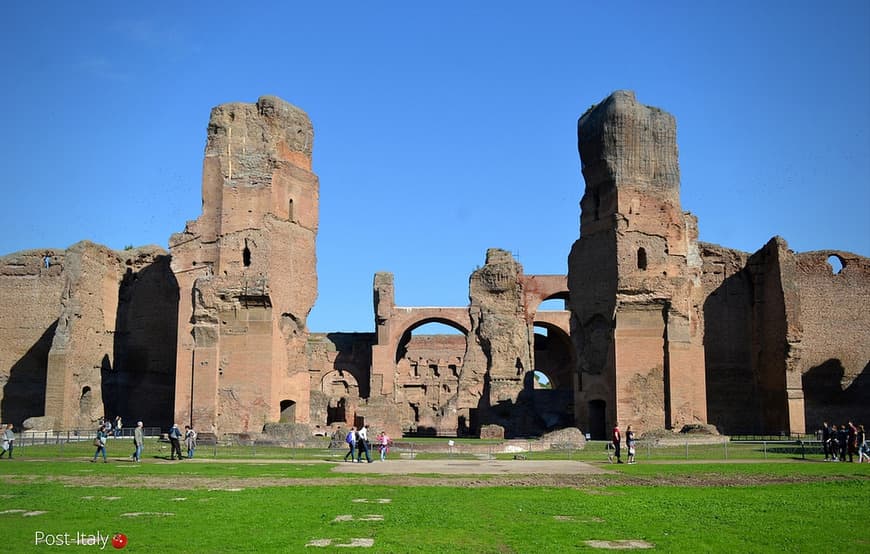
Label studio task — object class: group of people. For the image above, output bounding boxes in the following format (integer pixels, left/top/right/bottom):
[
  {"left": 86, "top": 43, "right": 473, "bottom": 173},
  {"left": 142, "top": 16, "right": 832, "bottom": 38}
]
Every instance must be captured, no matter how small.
[
  {"left": 90, "top": 420, "right": 197, "bottom": 463},
  {"left": 609, "top": 423, "right": 637, "bottom": 464},
  {"left": 92, "top": 419, "right": 144, "bottom": 463},
  {"left": 821, "top": 421, "right": 868, "bottom": 463},
  {"left": 343, "top": 425, "right": 392, "bottom": 463},
  {"left": 168, "top": 423, "right": 198, "bottom": 460}
]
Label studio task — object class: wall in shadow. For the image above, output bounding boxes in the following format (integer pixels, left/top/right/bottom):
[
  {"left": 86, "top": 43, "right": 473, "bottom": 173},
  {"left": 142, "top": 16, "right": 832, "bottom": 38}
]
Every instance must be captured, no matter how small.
[
  {"left": 703, "top": 267, "right": 760, "bottom": 434},
  {"left": 803, "top": 359, "right": 870, "bottom": 430},
  {"left": 1, "top": 320, "right": 57, "bottom": 427},
  {"left": 107, "top": 256, "right": 179, "bottom": 430}
]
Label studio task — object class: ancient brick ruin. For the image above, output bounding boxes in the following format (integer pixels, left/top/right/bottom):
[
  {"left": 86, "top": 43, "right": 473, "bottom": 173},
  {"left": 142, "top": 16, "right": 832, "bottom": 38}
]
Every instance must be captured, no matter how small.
[{"left": 1, "top": 91, "right": 867, "bottom": 439}]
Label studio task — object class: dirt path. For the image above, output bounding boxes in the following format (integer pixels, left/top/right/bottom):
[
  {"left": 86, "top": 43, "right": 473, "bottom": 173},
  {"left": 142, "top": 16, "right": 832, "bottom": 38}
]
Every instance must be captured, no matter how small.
[{"left": 3, "top": 457, "right": 865, "bottom": 490}]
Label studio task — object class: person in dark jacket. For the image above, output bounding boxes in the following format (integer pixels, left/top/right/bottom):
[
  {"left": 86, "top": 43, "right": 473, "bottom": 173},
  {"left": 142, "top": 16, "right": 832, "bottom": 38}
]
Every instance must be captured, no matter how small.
[
  {"left": 837, "top": 424, "right": 848, "bottom": 462},
  {"left": 822, "top": 422, "right": 832, "bottom": 461},
  {"left": 168, "top": 424, "right": 184, "bottom": 460}
]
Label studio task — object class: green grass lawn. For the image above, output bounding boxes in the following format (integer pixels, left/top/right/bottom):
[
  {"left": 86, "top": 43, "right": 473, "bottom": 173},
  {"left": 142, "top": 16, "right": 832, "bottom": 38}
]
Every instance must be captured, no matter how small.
[{"left": 0, "top": 447, "right": 867, "bottom": 552}]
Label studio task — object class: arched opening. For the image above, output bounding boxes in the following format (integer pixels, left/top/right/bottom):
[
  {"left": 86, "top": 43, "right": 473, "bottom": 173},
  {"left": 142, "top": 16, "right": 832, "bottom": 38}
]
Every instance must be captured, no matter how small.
[
  {"left": 80, "top": 386, "right": 93, "bottom": 414},
  {"left": 288, "top": 198, "right": 295, "bottom": 222},
  {"left": 537, "top": 298, "right": 567, "bottom": 311},
  {"left": 532, "top": 370, "right": 552, "bottom": 389},
  {"left": 395, "top": 319, "right": 467, "bottom": 437},
  {"left": 526, "top": 323, "right": 576, "bottom": 432},
  {"left": 395, "top": 320, "right": 466, "bottom": 366},
  {"left": 320, "top": 370, "right": 360, "bottom": 428},
  {"left": 589, "top": 399, "right": 606, "bottom": 440},
  {"left": 827, "top": 255, "right": 844, "bottom": 275},
  {"left": 242, "top": 239, "right": 251, "bottom": 267},
  {"left": 637, "top": 247, "right": 648, "bottom": 270},
  {"left": 279, "top": 400, "right": 296, "bottom": 423}
]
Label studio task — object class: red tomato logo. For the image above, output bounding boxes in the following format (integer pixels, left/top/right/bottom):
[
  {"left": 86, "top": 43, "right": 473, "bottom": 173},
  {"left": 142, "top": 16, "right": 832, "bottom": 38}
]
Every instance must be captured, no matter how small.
[{"left": 112, "top": 533, "right": 128, "bottom": 549}]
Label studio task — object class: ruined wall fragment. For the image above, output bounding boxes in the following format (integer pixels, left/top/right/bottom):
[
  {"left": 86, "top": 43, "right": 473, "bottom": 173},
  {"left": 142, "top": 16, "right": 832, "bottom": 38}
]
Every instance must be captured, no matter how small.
[
  {"left": 795, "top": 250, "right": 870, "bottom": 429},
  {"left": 699, "top": 242, "right": 758, "bottom": 433},
  {"left": 465, "top": 248, "right": 534, "bottom": 434},
  {"left": 0, "top": 250, "right": 65, "bottom": 427},
  {"left": 568, "top": 91, "right": 706, "bottom": 438},
  {"left": 171, "top": 96, "right": 318, "bottom": 433},
  {"left": 32, "top": 242, "right": 177, "bottom": 430}
]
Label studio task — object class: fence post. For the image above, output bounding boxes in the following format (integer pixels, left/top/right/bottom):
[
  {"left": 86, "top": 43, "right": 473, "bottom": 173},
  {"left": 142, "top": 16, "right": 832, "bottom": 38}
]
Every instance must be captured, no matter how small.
[
  {"left": 724, "top": 439, "right": 728, "bottom": 460},
  {"left": 685, "top": 438, "right": 689, "bottom": 460},
  {"left": 763, "top": 441, "right": 768, "bottom": 459}
]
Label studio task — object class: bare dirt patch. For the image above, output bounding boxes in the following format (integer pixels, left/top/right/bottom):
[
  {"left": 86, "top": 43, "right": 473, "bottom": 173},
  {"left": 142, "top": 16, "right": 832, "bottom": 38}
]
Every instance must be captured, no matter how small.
[{"left": 7, "top": 470, "right": 860, "bottom": 491}]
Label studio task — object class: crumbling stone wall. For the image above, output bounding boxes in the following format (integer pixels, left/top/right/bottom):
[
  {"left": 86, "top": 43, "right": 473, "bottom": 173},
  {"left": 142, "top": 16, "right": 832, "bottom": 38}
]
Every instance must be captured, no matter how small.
[
  {"left": 0, "top": 250, "right": 64, "bottom": 427},
  {"left": 306, "top": 332, "right": 374, "bottom": 435},
  {"left": 170, "top": 96, "right": 318, "bottom": 433},
  {"left": 795, "top": 250, "right": 870, "bottom": 429},
  {"left": 3, "top": 91, "right": 867, "bottom": 439},
  {"left": 464, "top": 248, "right": 537, "bottom": 435},
  {"left": 568, "top": 91, "right": 707, "bottom": 439}
]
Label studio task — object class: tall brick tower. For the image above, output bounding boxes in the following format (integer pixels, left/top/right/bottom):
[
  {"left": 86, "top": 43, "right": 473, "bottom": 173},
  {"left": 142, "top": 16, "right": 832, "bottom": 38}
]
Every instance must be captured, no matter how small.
[
  {"left": 170, "top": 96, "right": 319, "bottom": 433},
  {"left": 567, "top": 91, "right": 706, "bottom": 438}
]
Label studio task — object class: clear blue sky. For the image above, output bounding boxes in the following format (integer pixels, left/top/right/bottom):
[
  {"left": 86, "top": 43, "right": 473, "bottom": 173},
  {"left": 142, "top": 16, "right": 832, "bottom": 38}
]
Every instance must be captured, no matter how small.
[{"left": 2, "top": 1, "right": 868, "bottom": 332}]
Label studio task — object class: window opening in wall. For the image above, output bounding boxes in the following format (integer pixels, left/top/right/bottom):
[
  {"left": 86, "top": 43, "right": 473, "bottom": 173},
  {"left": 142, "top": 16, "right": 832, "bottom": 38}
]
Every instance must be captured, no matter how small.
[
  {"left": 637, "top": 247, "right": 648, "bottom": 270},
  {"left": 827, "top": 255, "right": 844, "bottom": 275},
  {"left": 532, "top": 370, "right": 552, "bottom": 389},
  {"left": 288, "top": 198, "right": 295, "bottom": 222},
  {"left": 243, "top": 239, "right": 251, "bottom": 267},
  {"left": 81, "top": 386, "right": 91, "bottom": 399}
]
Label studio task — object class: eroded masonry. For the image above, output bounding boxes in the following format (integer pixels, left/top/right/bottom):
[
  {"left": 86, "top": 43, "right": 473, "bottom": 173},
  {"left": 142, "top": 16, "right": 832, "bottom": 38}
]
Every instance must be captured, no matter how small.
[{"left": 1, "top": 91, "right": 867, "bottom": 439}]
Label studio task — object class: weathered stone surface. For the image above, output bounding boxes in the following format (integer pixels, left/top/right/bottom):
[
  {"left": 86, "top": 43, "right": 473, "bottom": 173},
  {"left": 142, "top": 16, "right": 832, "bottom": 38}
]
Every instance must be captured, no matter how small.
[
  {"left": 170, "top": 96, "right": 318, "bottom": 434},
  {"left": 22, "top": 415, "right": 55, "bottom": 431},
  {"left": 480, "top": 424, "right": 504, "bottom": 439},
  {"left": 540, "top": 427, "right": 587, "bottom": 449},
  {"left": 569, "top": 91, "right": 707, "bottom": 439},
  {"left": 0, "top": 249, "right": 65, "bottom": 428},
  {"left": 44, "top": 242, "right": 176, "bottom": 430}
]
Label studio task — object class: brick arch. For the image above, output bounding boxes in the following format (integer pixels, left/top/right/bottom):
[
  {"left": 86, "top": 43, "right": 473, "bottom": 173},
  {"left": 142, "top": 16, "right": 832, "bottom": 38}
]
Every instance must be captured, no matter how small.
[
  {"left": 394, "top": 315, "right": 470, "bottom": 365},
  {"left": 532, "top": 321, "right": 575, "bottom": 391},
  {"left": 386, "top": 308, "right": 471, "bottom": 346},
  {"left": 523, "top": 275, "right": 569, "bottom": 317}
]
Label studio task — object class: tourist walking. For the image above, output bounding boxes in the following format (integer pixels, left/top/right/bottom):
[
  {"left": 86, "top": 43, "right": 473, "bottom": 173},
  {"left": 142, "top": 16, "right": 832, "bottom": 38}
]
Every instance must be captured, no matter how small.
[
  {"left": 0, "top": 423, "right": 15, "bottom": 459},
  {"left": 858, "top": 425, "right": 869, "bottom": 463},
  {"left": 626, "top": 425, "right": 636, "bottom": 464},
  {"left": 378, "top": 431, "right": 392, "bottom": 461},
  {"left": 356, "top": 424, "right": 372, "bottom": 463},
  {"left": 169, "top": 424, "right": 184, "bottom": 460},
  {"left": 132, "top": 421, "right": 144, "bottom": 462},
  {"left": 114, "top": 416, "right": 123, "bottom": 437},
  {"left": 344, "top": 426, "right": 357, "bottom": 462},
  {"left": 847, "top": 422, "right": 858, "bottom": 462},
  {"left": 822, "top": 421, "right": 832, "bottom": 462},
  {"left": 611, "top": 423, "right": 622, "bottom": 464},
  {"left": 838, "top": 424, "right": 848, "bottom": 462},
  {"left": 92, "top": 425, "right": 108, "bottom": 463},
  {"left": 185, "top": 425, "right": 197, "bottom": 459}
]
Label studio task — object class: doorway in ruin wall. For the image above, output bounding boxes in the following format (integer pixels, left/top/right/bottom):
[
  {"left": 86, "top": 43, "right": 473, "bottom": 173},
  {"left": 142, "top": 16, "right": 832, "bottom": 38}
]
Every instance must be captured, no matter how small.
[{"left": 321, "top": 369, "right": 360, "bottom": 427}]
